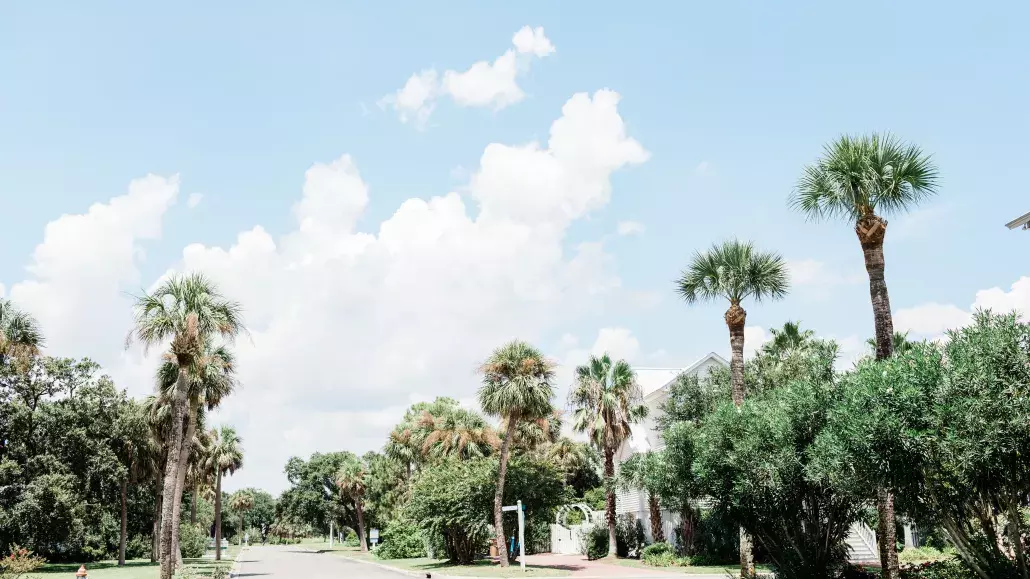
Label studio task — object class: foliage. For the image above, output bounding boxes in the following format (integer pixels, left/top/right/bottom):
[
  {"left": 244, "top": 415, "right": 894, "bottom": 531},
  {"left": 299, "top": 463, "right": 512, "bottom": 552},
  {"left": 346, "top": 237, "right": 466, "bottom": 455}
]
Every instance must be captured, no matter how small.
[
  {"left": 279, "top": 451, "right": 358, "bottom": 535},
  {"left": 790, "top": 133, "right": 939, "bottom": 223},
  {"left": 581, "top": 487, "right": 606, "bottom": 512},
  {"left": 545, "top": 437, "right": 601, "bottom": 497},
  {"left": 406, "top": 457, "right": 566, "bottom": 564},
  {"left": 693, "top": 358, "right": 863, "bottom": 579},
  {"left": 125, "top": 534, "right": 151, "bottom": 560},
  {"left": 675, "top": 239, "right": 789, "bottom": 308},
  {"left": 817, "top": 312, "right": 1030, "bottom": 579},
  {"left": 688, "top": 509, "right": 741, "bottom": 565},
  {"left": 478, "top": 340, "right": 556, "bottom": 427},
  {"left": 642, "top": 541, "right": 677, "bottom": 567},
  {"left": 178, "top": 523, "right": 207, "bottom": 559},
  {"left": 898, "top": 559, "right": 978, "bottom": 579},
  {"left": 375, "top": 519, "right": 426, "bottom": 560},
  {"left": 581, "top": 517, "right": 642, "bottom": 560},
  {"left": 343, "top": 529, "right": 359, "bottom": 547},
  {"left": 0, "top": 545, "right": 45, "bottom": 579}
]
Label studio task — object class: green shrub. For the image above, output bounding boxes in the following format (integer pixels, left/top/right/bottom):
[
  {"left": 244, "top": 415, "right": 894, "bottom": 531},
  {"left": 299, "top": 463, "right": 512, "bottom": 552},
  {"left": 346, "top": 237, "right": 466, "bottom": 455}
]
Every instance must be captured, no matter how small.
[
  {"left": 178, "top": 523, "right": 207, "bottom": 559},
  {"left": 642, "top": 542, "right": 676, "bottom": 566},
  {"left": 125, "top": 534, "right": 150, "bottom": 560},
  {"left": 582, "top": 518, "right": 643, "bottom": 560},
  {"left": 899, "top": 546, "right": 952, "bottom": 564},
  {"left": 582, "top": 488, "right": 606, "bottom": 511},
  {"left": 343, "top": 529, "right": 359, "bottom": 547},
  {"left": 211, "top": 564, "right": 230, "bottom": 579},
  {"left": 899, "top": 559, "right": 976, "bottom": 579},
  {"left": 376, "top": 520, "right": 426, "bottom": 560}
]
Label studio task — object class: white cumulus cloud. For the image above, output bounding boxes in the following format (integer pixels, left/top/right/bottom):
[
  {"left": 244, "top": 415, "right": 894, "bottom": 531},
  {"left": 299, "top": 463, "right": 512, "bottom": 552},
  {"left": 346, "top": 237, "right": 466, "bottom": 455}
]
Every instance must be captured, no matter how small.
[
  {"left": 617, "top": 221, "right": 646, "bottom": 236},
  {"left": 894, "top": 276, "right": 1030, "bottom": 338},
  {"left": 381, "top": 26, "right": 556, "bottom": 127},
  {"left": 187, "top": 192, "right": 203, "bottom": 208},
  {"left": 4, "top": 90, "right": 646, "bottom": 493}
]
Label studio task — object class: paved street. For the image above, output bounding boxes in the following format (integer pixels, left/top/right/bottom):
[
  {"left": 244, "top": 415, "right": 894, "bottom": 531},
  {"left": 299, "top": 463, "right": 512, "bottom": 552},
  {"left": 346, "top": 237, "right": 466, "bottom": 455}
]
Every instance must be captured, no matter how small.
[{"left": 235, "top": 546, "right": 407, "bottom": 578}]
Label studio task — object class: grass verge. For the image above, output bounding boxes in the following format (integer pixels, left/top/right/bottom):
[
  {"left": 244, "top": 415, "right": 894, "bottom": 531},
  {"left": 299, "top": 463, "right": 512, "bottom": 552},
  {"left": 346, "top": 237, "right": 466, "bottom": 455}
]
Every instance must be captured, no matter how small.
[{"left": 25, "top": 545, "right": 242, "bottom": 579}]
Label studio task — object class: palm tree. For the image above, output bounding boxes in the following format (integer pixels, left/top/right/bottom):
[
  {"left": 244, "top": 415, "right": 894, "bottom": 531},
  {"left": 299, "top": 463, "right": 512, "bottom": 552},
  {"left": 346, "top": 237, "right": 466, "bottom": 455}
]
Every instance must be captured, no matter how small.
[
  {"left": 618, "top": 452, "right": 667, "bottom": 543},
  {"left": 229, "top": 491, "right": 255, "bottom": 545},
  {"left": 676, "top": 239, "right": 788, "bottom": 577},
  {"left": 186, "top": 427, "right": 215, "bottom": 526},
  {"left": 205, "top": 426, "right": 243, "bottom": 561},
  {"left": 546, "top": 436, "right": 595, "bottom": 486},
  {"left": 336, "top": 460, "right": 370, "bottom": 552},
  {"left": 502, "top": 409, "right": 562, "bottom": 455},
  {"left": 126, "top": 273, "right": 244, "bottom": 579},
  {"left": 569, "top": 353, "right": 648, "bottom": 558},
  {"left": 478, "top": 340, "right": 556, "bottom": 568},
  {"left": 792, "top": 133, "right": 938, "bottom": 579},
  {"left": 0, "top": 299, "right": 43, "bottom": 367},
  {"left": 865, "top": 331, "right": 916, "bottom": 356},
  {"left": 762, "top": 321, "right": 815, "bottom": 357},
  {"left": 421, "top": 408, "right": 500, "bottom": 461}
]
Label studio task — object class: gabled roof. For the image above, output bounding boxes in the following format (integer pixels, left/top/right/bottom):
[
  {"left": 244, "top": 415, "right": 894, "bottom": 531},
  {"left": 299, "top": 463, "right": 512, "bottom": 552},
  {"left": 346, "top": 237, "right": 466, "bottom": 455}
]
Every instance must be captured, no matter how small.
[{"left": 638, "top": 352, "right": 728, "bottom": 400}]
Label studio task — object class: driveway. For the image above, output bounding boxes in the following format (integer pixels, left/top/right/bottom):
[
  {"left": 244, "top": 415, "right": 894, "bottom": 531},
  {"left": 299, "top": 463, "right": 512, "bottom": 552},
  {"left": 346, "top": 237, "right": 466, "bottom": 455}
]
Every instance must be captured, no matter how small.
[{"left": 235, "top": 546, "right": 408, "bottom": 578}]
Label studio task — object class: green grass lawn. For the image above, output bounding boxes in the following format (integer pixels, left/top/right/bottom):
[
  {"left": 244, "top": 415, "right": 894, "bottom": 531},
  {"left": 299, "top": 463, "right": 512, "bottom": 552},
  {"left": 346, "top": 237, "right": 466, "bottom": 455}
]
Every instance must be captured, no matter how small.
[
  {"left": 25, "top": 545, "right": 242, "bottom": 579},
  {"left": 614, "top": 557, "right": 772, "bottom": 575},
  {"left": 327, "top": 547, "right": 570, "bottom": 577}
]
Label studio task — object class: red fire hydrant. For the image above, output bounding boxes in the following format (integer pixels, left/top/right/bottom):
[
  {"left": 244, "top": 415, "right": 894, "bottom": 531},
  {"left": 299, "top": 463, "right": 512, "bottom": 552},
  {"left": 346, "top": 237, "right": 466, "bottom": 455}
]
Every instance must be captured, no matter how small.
[{"left": 75, "top": 564, "right": 88, "bottom": 577}]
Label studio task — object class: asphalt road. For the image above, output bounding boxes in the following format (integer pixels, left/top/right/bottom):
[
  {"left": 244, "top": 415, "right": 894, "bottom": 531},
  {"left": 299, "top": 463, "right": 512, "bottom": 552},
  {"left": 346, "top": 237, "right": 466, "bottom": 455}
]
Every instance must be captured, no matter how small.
[{"left": 235, "top": 546, "right": 407, "bottom": 578}]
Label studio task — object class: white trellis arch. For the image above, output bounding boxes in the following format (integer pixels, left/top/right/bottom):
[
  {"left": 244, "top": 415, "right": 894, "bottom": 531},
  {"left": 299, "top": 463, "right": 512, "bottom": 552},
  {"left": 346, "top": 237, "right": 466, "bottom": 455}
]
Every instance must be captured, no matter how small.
[{"left": 551, "top": 503, "right": 599, "bottom": 554}]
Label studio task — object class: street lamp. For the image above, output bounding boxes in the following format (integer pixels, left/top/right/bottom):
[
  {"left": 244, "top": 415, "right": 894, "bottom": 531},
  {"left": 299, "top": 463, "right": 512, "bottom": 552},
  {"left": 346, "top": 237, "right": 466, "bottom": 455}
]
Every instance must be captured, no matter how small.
[{"left": 1005, "top": 211, "right": 1030, "bottom": 231}]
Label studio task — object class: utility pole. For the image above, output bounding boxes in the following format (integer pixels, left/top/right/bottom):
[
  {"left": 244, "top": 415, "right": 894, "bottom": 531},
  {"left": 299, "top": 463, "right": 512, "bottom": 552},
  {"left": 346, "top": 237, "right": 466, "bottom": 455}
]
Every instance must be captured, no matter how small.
[{"left": 329, "top": 520, "right": 334, "bottom": 549}]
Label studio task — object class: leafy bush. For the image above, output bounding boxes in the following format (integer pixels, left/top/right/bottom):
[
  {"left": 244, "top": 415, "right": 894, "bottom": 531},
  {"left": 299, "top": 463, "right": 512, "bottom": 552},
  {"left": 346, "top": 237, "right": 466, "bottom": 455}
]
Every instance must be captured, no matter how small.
[
  {"left": 642, "top": 542, "right": 676, "bottom": 566},
  {"left": 178, "top": 523, "right": 207, "bottom": 559},
  {"left": 211, "top": 565, "right": 230, "bottom": 579},
  {"left": 343, "top": 529, "right": 359, "bottom": 547},
  {"left": 375, "top": 520, "right": 426, "bottom": 560},
  {"left": 582, "top": 517, "right": 643, "bottom": 560},
  {"left": 688, "top": 509, "right": 739, "bottom": 564},
  {"left": 581, "top": 488, "right": 606, "bottom": 511},
  {"left": 0, "top": 545, "right": 45, "bottom": 579},
  {"left": 899, "top": 547, "right": 952, "bottom": 564},
  {"left": 125, "top": 534, "right": 150, "bottom": 560},
  {"left": 899, "top": 559, "right": 976, "bottom": 579}
]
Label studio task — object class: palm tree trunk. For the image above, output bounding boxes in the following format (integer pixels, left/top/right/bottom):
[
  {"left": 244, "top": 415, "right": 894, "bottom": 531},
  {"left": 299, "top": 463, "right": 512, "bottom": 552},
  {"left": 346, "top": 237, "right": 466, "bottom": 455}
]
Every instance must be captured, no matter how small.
[
  {"left": 648, "top": 494, "right": 665, "bottom": 543},
  {"left": 152, "top": 483, "right": 163, "bottom": 563},
  {"left": 680, "top": 507, "right": 696, "bottom": 556},
  {"left": 858, "top": 215, "right": 901, "bottom": 579},
  {"left": 356, "top": 498, "right": 368, "bottom": 552},
  {"left": 240, "top": 512, "right": 246, "bottom": 545},
  {"left": 603, "top": 446, "right": 618, "bottom": 558},
  {"left": 493, "top": 419, "right": 517, "bottom": 567},
  {"left": 191, "top": 486, "right": 198, "bottom": 525},
  {"left": 119, "top": 477, "right": 128, "bottom": 566},
  {"left": 215, "top": 469, "right": 223, "bottom": 561},
  {"left": 158, "top": 382, "right": 188, "bottom": 579},
  {"left": 725, "top": 303, "right": 755, "bottom": 578},
  {"left": 171, "top": 408, "right": 197, "bottom": 569}
]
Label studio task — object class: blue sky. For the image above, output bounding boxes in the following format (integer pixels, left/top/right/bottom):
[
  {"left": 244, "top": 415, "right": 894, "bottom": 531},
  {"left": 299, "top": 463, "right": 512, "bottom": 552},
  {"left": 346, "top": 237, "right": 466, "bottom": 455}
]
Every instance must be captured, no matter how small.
[{"left": 2, "top": 1, "right": 1027, "bottom": 491}]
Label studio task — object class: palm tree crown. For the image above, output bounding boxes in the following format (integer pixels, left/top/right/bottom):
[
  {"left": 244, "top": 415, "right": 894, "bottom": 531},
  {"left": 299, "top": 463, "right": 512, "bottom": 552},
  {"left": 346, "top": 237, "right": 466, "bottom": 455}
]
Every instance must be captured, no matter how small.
[
  {"left": 569, "top": 354, "right": 648, "bottom": 451},
  {"left": 763, "top": 321, "right": 816, "bottom": 357},
  {"left": 791, "top": 133, "right": 938, "bottom": 224},
  {"left": 676, "top": 240, "right": 789, "bottom": 310},
  {"left": 127, "top": 272, "right": 245, "bottom": 365},
  {"left": 229, "top": 490, "right": 255, "bottom": 516},
  {"left": 0, "top": 299, "right": 43, "bottom": 365},
  {"left": 478, "top": 340, "right": 556, "bottom": 424},
  {"left": 206, "top": 426, "right": 244, "bottom": 478}
]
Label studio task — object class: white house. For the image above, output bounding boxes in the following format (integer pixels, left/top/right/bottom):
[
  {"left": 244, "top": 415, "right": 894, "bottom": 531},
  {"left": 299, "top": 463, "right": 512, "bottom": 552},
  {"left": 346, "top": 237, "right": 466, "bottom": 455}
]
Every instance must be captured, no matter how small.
[
  {"left": 613, "top": 352, "right": 728, "bottom": 545},
  {"left": 611, "top": 352, "right": 882, "bottom": 563}
]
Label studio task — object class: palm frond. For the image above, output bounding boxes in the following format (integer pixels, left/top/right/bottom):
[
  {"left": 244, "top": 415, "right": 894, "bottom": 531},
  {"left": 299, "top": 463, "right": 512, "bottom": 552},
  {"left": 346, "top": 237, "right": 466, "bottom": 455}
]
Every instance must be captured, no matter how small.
[{"left": 676, "top": 239, "right": 789, "bottom": 305}]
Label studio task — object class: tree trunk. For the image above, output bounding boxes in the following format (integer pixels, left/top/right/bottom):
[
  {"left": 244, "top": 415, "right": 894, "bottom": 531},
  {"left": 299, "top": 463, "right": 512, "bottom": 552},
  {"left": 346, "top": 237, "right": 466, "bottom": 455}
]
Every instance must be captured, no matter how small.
[
  {"left": 171, "top": 406, "right": 198, "bottom": 568},
  {"left": 725, "top": 303, "right": 754, "bottom": 578},
  {"left": 680, "top": 507, "right": 696, "bottom": 556},
  {"left": 158, "top": 382, "right": 189, "bottom": 579},
  {"left": 356, "top": 498, "right": 368, "bottom": 552},
  {"left": 191, "top": 486, "right": 198, "bottom": 525},
  {"left": 119, "top": 478, "right": 128, "bottom": 566},
  {"left": 648, "top": 493, "right": 665, "bottom": 543},
  {"left": 152, "top": 484, "right": 163, "bottom": 563},
  {"left": 215, "top": 470, "right": 223, "bottom": 561},
  {"left": 493, "top": 419, "right": 517, "bottom": 567},
  {"left": 604, "top": 446, "right": 618, "bottom": 558},
  {"left": 240, "top": 512, "right": 246, "bottom": 546},
  {"left": 858, "top": 215, "right": 901, "bottom": 579}
]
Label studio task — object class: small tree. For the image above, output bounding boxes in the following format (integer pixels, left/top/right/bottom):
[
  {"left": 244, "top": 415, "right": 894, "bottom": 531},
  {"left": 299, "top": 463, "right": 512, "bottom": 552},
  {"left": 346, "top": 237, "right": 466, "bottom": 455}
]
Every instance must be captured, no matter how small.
[
  {"left": 617, "top": 452, "right": 667, "bottom": 543},
  {"left": 229, "top": 491, "right": 255, "bottom": 545},
  {"left": 336, "top": 459, "right": 370, "bottom": 552}
]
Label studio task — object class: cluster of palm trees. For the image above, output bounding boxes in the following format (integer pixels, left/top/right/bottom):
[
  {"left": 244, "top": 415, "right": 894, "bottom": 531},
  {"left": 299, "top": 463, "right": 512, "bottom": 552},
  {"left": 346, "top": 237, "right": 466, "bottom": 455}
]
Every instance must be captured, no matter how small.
[
  {"left": 126, "top": 273, "right": 249, "bottom": 579},
  {"left": 674, "top": 133, "right": 938, "bottom": 579}
]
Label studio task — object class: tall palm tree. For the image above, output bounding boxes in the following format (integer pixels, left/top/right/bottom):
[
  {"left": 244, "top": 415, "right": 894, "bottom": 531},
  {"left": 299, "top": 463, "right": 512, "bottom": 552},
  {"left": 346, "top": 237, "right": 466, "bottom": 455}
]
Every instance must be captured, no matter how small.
[
  {"left": 676, "top": 239, "right": 788, "bottom": 577},
  {"left": 792, "top": 133, "right": 938, "bottom": 579},
  {"left": 762, "top": 321, "right": 815, "bottom": 357},
  {"left": 569, "top": 354, "right": 648, "bottom": 558},
  {"left": 229, "top": 491, "right": 255, "bottom": 545},
  {"left": 478, "top": 340, "right": 556, "bottom": 568},
  {"left": 546, "top": 436, "right": 595, "bottom": 486},
  {"left": 204, "top": 426, "right": 243, "bottom": 561},
  {"left": 187, "top": 426, "right": 215, "bottom": 526},
  {"left": 126, "top": 273, "right": 244, "bottom": 579},
  {"left": 336, "top": 460, "right": 370, "bottom": 552}
]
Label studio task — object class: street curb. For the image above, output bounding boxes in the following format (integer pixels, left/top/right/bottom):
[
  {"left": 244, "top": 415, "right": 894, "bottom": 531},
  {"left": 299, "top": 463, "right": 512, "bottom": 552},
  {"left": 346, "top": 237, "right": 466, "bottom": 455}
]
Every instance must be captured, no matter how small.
[
  {"left": 228, "top": 546, "right": 247, "bottom": 578},
  {"left": 328, "top": 551, "right": 730, "bottom": 579}
]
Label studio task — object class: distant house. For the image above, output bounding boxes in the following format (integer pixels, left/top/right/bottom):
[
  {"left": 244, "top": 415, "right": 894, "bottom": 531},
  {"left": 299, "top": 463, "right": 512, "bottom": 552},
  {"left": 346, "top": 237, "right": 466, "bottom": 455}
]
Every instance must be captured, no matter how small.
[{"left": 613, "top": 352, "right": 728, "bottom": 544}]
